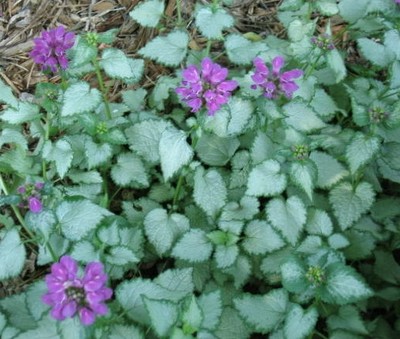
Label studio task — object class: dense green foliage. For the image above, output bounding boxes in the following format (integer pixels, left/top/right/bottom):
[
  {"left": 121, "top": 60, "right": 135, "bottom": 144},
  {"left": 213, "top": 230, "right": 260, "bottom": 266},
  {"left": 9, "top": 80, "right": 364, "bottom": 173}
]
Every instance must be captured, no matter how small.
[{"left": 0, "top": 0, "right": 400, "bottom": 338}]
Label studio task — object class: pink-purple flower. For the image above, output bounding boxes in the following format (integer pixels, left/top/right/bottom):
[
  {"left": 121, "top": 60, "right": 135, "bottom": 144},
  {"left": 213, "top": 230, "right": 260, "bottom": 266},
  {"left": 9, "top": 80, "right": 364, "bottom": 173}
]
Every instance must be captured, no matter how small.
[
  {"left": 42, "top": 256, "right": 112, "bottom": 326},
  {"left": 30, "top": 26, "right": 75, "bottom": 72},
  {"left": 17, "top": 182, "right": 44, "bottom": 213},
  {"left": 395, "top": 0, "right": 400, "bottom": 4},
  {"left": 175, "top": 57, "right": 238, "bottom": 116},
  {"left": 251, "top": 56, "right": 303, "bottom": 99}
]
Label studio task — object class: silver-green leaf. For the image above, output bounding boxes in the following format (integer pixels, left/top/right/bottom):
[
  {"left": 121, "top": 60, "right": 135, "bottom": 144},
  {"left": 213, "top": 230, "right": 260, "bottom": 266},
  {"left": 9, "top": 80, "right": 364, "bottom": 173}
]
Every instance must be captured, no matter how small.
[
  {"left": 100, "top": 48, "right": 144, "bottom": 83},
  {"left": 266, "top": 196, "right": 307, "bottom": 246},
  {"left": 195, "top": 6, "right": 234, "bottom": 39},
  {"left": 111, "top": 152, "right": 149, "bottom": 187},
  {"left": 126, "top": 119, "right": 171, "bottom": 164},
  {"left": 309, "top": 151, "right": 349, "bottom": 189},
  {"left": 159, "top": 127, "right": 193, "bottom": 181},
  {"left": 289, "top": 161, "right": 317, "bottom": 200},
  {"left": 194, "top": 167, "right": 227, "bottom": 218},
  {"left": 345, "top": 133, "right": 380, "bottom": 174},
  {"left": 143, "top": 297, "right": 179, "bottom": 337},
  {"left": 172, "top": 229, "right": 213, "bottom": 263},
  {"left": 246, "top": 160, "right": 287, "bottom": 197},
  {"left": 61, "top": 81, "right": 101, "bottom": 116},
  {"left": 329, "top": 181, "right": 375, "bottom": 230},
  {"left": 242, "top": 220, "right": 285, "bottom": 255},
  {"left": 204, "top": 97, "right": 253, "bottom": 137},
  {"left": 0, "top": 229, "right": 26, "bottom": 280},
  {"left": 321, "top": 263, "right": 374, "bottom": 305},
  {"left": 144, "top": 208, "right": 190, "bottom": 256},
  {"left": 284, "top": 304, "right": 318, "bottom": 339},
  {"left": 234, "top": 289, "right": 288, "bottom": 333},
  {"left": 225, "top": 34, "right": 268, "bottom": 65},
  {"left": 56, "top": 200, "right": 111, "bottom": 241},
  {"left": 129, "top": 0, "right": 165, "bottom": 28},
  {"left": 283, "top": 101, "right": 326, "bottom": 132},
  {"left": 42, "top": 139, "right": 73, "bottom": 178},
  {"left": 139, "top": 30, "right": 188, "bottom": 66}
]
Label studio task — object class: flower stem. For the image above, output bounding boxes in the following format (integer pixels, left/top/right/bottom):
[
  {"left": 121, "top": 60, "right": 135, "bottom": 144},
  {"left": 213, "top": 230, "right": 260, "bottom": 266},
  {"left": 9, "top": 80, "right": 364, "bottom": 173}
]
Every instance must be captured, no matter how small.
[
  {"left": 0, "top": 174, "right": 58, "bottom": 262},
  {"left": 60, "top": 71, "right": 69, "bottom": 90},
  {"left": 205, "top": 40, "right": 212, "bottom": 56},
  {"left": 305, "top": 53, "right": 323, "bottom": 79},
  {"left": 92, "top": 57, "right": 112, "bottom": 120}
]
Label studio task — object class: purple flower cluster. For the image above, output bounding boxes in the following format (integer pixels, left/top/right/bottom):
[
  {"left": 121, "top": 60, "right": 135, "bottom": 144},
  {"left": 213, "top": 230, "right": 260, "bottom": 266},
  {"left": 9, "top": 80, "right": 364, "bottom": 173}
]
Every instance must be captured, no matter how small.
[
  {"left": 17, "top": 182, "right": 44, "bottom": 213},
  {"left": 176, "top": 57, "right": 238, "bottom": 116},
  {"left": 395, "top": 0, "right": 400, "bottom": 4},
  {"left": 42, "top": 256, "right": 112, "bottom": 326},
  {"left": 311, "top": 34, "right": 335, "bottom": 50},
  {"left": 251, "top": 56, "right": 303, "bottom": 99},
  {"left": 30, "top": 26, "right": 75, "bottom": 72}
]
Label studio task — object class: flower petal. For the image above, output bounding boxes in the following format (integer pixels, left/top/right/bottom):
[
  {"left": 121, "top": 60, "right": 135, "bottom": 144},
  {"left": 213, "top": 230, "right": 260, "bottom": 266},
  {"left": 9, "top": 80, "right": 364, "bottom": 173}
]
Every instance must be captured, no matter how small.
[
  {"left": 280, "top": 69, "right": 303, "bottom": 81},
  {"left": 79, "top": 308, "right": 96, "bottom": 326},
  {"left": 61, "top": 300, "right": 77, "bottom": 318},
  {"left": 28, "top": 197, "right": 42, "bottom": 213},
  {"left": 272, "top": 56, "right": 285, "bottom": 75},
  {"left": 60, "top": 256, "right": 78, "bottom": 276}
]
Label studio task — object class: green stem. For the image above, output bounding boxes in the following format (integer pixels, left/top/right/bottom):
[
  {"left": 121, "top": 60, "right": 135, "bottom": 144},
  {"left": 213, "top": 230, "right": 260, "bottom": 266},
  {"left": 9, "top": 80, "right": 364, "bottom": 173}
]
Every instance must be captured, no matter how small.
[
  {"left": 176, "top": 0, "right": 183, "bottom": 26},
  {"left": 313, "top": 331, "right": 329, "bottom": 339},
  {"left": 205, "top": 40, "right": 212, "bottom": 57},
  {"left": 92, "top": 57, "right": 112, "bottom": 120},
  {"left": 44, "top": 238, "right": 58, "bottom": 262},
  {"left": 0, "top": 174, "right": 58, "bottom": 262},
  {"left": 100, "top": 171, "right": 110, "bottom": 209},
  {"left": 379, "top": 90, "right": 399, "bottom": 100},
  {"left": 171, "top": 173, "right": 185, "bottom": 211},
  {"left": 42, "top": 111, "right": 51, "bottom": 180},
  {"left": 305, "top": 53, "right": 323, "bottom": 79},
  {"left": 60, "top": 71, "right": 69, "bottom": 90},
  {"left": 171, "top": 127, "right": 201, "bottom": 211},
  {"left": 42, "top": 160, "right": 47, "bottom": 180},
  {"left": 109, "top": 187, "right": 122, "bottom": 203}
]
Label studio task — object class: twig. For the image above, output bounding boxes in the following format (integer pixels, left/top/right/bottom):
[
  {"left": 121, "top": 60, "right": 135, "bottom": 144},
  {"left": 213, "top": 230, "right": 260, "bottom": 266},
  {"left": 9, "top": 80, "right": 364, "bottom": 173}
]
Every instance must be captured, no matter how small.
[{"left": 85, "top": 0, "right": 97, "bottom": 31}]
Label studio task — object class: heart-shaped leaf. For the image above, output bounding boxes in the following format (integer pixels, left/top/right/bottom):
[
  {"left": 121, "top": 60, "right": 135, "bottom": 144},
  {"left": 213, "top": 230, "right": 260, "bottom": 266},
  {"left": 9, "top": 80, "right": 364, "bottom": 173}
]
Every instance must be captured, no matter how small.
[
  {"left": 329, "top": 181, "right": 375, "bottom": 230},
  {"left": 284, "top": 304, "right": 318, "bottom": 339}
]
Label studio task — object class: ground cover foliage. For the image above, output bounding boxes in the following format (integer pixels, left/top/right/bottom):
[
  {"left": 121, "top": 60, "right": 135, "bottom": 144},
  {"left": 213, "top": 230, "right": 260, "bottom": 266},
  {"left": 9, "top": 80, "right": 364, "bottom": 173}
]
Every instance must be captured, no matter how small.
[{"left": 0, "top": 0, "right": 400, "bottom": 338}]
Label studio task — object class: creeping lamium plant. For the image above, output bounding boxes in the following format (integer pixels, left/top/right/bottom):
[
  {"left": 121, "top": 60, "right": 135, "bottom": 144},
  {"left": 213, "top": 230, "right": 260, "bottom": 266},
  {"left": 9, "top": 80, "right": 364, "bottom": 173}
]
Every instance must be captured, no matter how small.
[{"left": 0, "top": 0, "right": 400, "bottom": 338}]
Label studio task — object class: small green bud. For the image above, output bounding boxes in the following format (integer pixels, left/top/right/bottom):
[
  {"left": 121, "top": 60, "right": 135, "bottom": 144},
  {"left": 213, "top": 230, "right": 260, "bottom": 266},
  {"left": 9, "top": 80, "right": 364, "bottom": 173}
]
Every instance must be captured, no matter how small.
[
  {"left": 292, "top": 144, "right": 309, "bottom": 160},
  {"left": 369, "top": 107, "right": 389, "bottom": 124},
  {"left": 96, "top": 122, "right": 108, "bottom": 135},
  {"left": 45, "top": 89, "right": 58, "bottom": 100},
  {"left": 306, "top": 266, "right": 325, "bottom": 286},
  {"left": 86, "top": 32, "right": 99, "bottom": 46},
  {"left": 182, "top": 323, "right": 197, "bottom": 335}
]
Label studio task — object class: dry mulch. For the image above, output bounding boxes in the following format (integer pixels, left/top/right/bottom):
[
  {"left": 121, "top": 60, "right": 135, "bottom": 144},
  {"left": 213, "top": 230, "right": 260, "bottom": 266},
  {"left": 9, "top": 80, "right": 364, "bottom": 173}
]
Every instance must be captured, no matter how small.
[
  {"left": 0, "top": 0, "right": 283, "bottom": 92},
  {"left": 0, "top": 0, "right": 282, "bottom": 297}
]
